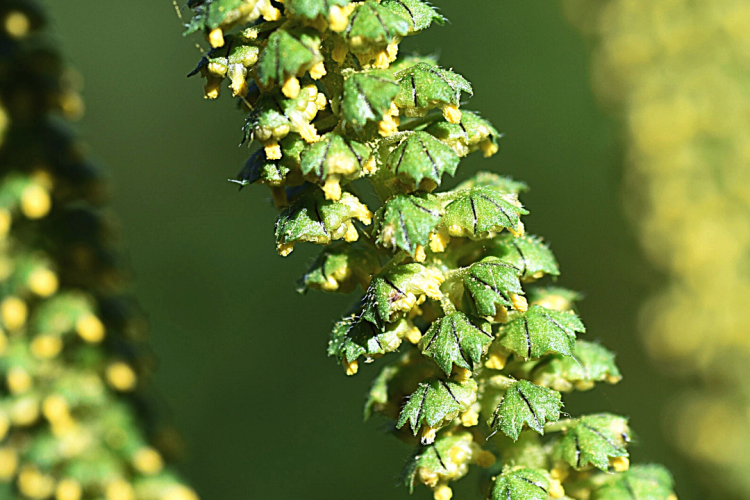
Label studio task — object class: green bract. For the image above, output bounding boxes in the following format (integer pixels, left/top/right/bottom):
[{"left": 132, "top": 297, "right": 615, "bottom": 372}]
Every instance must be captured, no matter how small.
[
  {"left": 418, "top": 312, "right": 492, "bottom": 375},
  {"left": 499, "top": 305, "right": 585, "bottom": 360},
  {"left": 553, "top": 414, "right": 630, "bottom": 471},
  {"left": 592, "top": 465, "right": 675, "bottom": 500},
  {"left": 489, "top": 380, "right": 563, "bottom": 440},
  {"left": 182, "top": 0, "right": 676, "bottom": 498},
  {"left": 491, "top": 467, "right": 551, "bottom": 500}
]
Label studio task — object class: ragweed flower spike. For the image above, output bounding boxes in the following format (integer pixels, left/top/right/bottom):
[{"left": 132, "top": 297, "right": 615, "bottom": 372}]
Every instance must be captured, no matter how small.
[
  {"left": 182, "top": 1, "right": 676, "bottom": 499},
  {"left": 0, "top": 1, "right": 198, "bottom": 499}
]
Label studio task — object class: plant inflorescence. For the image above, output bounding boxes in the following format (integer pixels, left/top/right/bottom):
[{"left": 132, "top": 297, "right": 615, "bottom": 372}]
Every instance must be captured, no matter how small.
[
  {"left": 564, "top": 0, "right": 750, "bottom": 497},
  {"left": 0, "top": 1, "right": 198, "bottom": 499},
  {"left": 182, "top": 1, "right": 678, "bottom": 498}
]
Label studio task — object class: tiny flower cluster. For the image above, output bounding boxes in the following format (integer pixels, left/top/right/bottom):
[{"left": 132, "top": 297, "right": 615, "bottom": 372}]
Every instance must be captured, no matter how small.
[
  {"left": 183, "top": 1, "right": 677, "bottom": 499},
  {"left": 0, "top": 2, "right": 198, "bottom": 499}
]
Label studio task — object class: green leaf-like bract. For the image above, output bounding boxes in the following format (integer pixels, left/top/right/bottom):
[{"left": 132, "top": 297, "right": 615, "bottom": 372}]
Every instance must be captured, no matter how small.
[
  {"left": 533, "top": 340, "right": 621, "bottom": 392},
  {"left": 395, "top": 63, "right": 473, "bottom": 115},
  {"left": 456, "top": 172, "right": 527, "bottom": 195},
  {"left": 298, "top": 243, "right": 381, "bottom": 294},
  {"left": 285, "top": 0, "right": 351, "bottom": 19},
  {"left": 362, "top": 263, "right": 442, "bottom": 326},
  {"left": 498, "top": 305, "right": 585, "bottom": 360},
  {"left": 386, "top": 131, "right": 460, "bottom": 188},
  {"left": 382, "top": 0, "right": 445, "bottom": 33},
  {"left": 592, "top": 465, "right": 675, "bottom": 500},
  {"left": 401, "top": 432, "right": 474, "bottom": 493},
  {"left": 275, "top": 191, "right": 371, "bottom": 250},
  {"left": 442, "top": 187, "right": 528, "bottom": 239},
  {"left": 418, "top": 312, "right": 493, "bottom": 375},
  {"left": 345, "top": 1, "right": 410, "bottom": 50},
  {"left": 373, "top": 193, "right": 442, "bottom": 255},
  {"left": 491, "top": 467, "right": 551, "bottom": 500},
  {"left": 236, "top": 135, "right": 306, "bottom": 187},
  {"left": 489, "top": 380, "right": 562, "bottom": 440},
  {"left": 553, "top": 414, "right": 630, "bottom": 471},
  {"left": 342, "top": 70, "right": 400, "bottom": 130},
  {"left": 427, "top": 112, "right": 502, "bottom": 157},
  {"left": 487, "top": 234, "right": 560, "bottom": 280},
  {"left": 328, "top": 316, "right": 409, "bottom": 365},
  {"left": 300, "top": 133, "right": 372, "bottom": 182},
  {"left": 184, "top": 0, "right": 244, "bottom": 34},
  {"left": 463, "top": 257, "right": 524, "bottom": 317},
  {"left": 397, "top": 377, "right": 477, "bottom": 435},
  {"left": 257, "top": 29, "right": 322, "bottom": 86}
]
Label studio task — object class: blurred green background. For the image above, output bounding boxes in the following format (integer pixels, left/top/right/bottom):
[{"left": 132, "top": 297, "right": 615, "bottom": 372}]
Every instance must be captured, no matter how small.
[{"left": 40, "top": 1, "right": 694, "bottom": 498}]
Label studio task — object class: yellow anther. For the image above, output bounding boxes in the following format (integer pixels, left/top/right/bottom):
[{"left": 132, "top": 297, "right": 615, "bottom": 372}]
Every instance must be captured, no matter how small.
[
  {"left": 262, "top": 6, "right": 281, "bottom": 21},
  {"left": 76, "top": 313, "right": 105, "bottom": 343},
  {"left": 344, "top": 357, "right": 359, "bottom": 376},
  {"left": 405, "top": 326, "right": 422, "bottom": 344},
  {"left": 510, "top": 293, "right": 528, "bottom": 313},
  {"left": 1, "top": 296, "right": 27, "bottom": 330},
  {"left": 378, "top": 114, "right": 400, "bottom": 137},
  {"left": 343, "top": 221, "right": 359, "bottom": 243},
  {"left": 386, "top": 41, "right": 400, "bottom": 63},
  {"left": 309, "top": 61, "right": 327, "bottom": 80},
  {"left": 485, "top": 352, "right": 508, "bottom": 370},
  {"left": 277, "top": 242, "right": 295, "bottom": 257},
  {"left": 4, "top": 11, "right": 30, "bottom": 38},
  {"left": 421, "top": 426, "right": 438, "bottom": 445},
  {"left": 31, "top": 334, "right": 63, "bottom": 360},
  {"left": 208, "top": 28, "right": 225, "bottom": 48},
  {"left": 414, "top": 245, "right": 427, "bottom": 263},
  {"left": 264, "top": 140, "right": 283, "bottom": 160},
  {"left": 532, "top": 294, "right": 569, "bottom": 311},
  {"left": 429, "top": 229, "right": 451, "bottom": 253},
  {"left": 18, "top": 466, "right": 56, "bottom": 499},
  {"left": 329, "top": 5, "right": 351, "bottom": 32},
  {"left": 299, "top": 123, "right": 321, "bottom": 143},
  {"left": 507, "top": 221, "right": 525, "bottom": 238},
  {"left": 203, "top": 77, "right": 221, "bottom": 100},
  {"left": 611, "top": 456, "right": 630, "bottom": 472},
  {"left": 315, "top": 92, "right": 328, "bottom": 111},
  {"left": 106, "top": 479, "right": 136, "bottom": 500},
  {"left": 373, "top": 49, "right": 391, "bottom": 69},
  {"left": 453, "top": 367, "right": 472, "bottom": 383},
  {"left": 460, "top": 408, "right": 479, "bottom": 427},
  {"left": 442, "top": 105, "right": 462, "bottom": 124},
  {"left": 56, "top": 479, "right": 82, "bottom": 500},
  {"left": 20, "top": 184, "right": 51, "bottom": 219},
  {"left": 0, "top": 448, "right": 18, "bottom": 481},
  {"left": 549, "top": 479, "right": 565, "bottom": 498},
  {"left": 493, "top": 305, "right": 509, "bottom": 324},
  {"left": 322, "top": 177, "right": 342, "bottom": 201},
  {"left": 7, "top": 367, "right": 32, "bottom": 394},
  {"left": 281, "top": 77, "right": 301, "bottom": 99},
  {"left": 475, "top": 450, "right": 496, "bottom": 468},
  {"left": 605, "top": 373, "right": 623, "bottom": 384},
  {"left": 433, "top": 484, "right": 453, "bottom": 500},
  {"left": 133, "top": 447, "right": 164, "bottom": 476},
  {"left": 43, "top": 395, "right": 70, "bottom": 423},
  {"left": 106, "top": 362, "right": 137, "bottom": 392},
  {"left": 362, "top": 156, "right": 377, "bottom": 175},
  {"left": 480, "top": 140, "right": 499, "bottom": 158},
  {"left": 28, "top": 268, "right": 59, "bottom": 297},
  {"left": 206, "top": 61, "right": 228, "bottom": 77}
]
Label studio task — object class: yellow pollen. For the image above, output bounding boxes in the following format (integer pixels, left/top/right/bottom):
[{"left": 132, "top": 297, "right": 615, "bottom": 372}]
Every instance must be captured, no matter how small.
[
  {"left": 421, "top": 426, "right": 438, "bottom": 445},
  {"left": 611, "top": 456, "right": 630, "bottom": 472},
  {"left": 344, "top": 357, "right": 359, "bottom": 376},
  {"left": 433, "top": 484, "right": 453, "bottom": 500},
  {"left": 203, "top": 77, "right": 221, "bottom": 100},
  {"left": 262, "top": 6, "right": 281, "bottom": 22},
  {"left": 309, "top": 61, "right": 327, "bottom": 80},
  {"left": 208, "top": 28, "right": 225, "bottom": 48},
  {"left": 277, "top": 242, "right": 295, "bottom": 257},
  {"left": 264, "top": 140, "right": 283, "bottom": 160},
  {"left": 281, "top": 77, "right": 301, "bottom": 99},
  {"left": 299, "top": 123, "right": 321, "bottom": 143},
  {"left": 507, "top": 221, "right": 525, "bottom": 238},
  {"left": 460, "top": 408, "right": 479, "bottom": 427},
  {"left": 549, "top": 479, "right": 565, "bottom": 498},
  {"left": 480, "top": 140, "right": 499, "bottom": 158},
  {"left": 405, "top": 326, "right": 422, "bottom": 344},
  {"left": 322, "top": 178, "right": 342, "bottom": 201},
  {"left": 414, "top": 245, "right": 427, "bottom": 263},
  {"left": 510, "top": 293, "right": 528, "bottom": 312},
  {"left": 442, "top": 104, "right": 462, "bottom": 124},
  {"left": 485, "top": 352, "right": 507, "bottom": 370},
  {"left": 329, "top": 5, "right": 352, "bottom": 32},
  {"left": 343, "top": 222, "right": 359, "bottom": 243}
]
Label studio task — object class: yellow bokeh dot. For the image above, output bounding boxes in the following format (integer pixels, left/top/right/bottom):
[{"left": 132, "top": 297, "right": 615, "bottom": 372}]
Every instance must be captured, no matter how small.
[
  {"left": 42, "top": 394, "right": 70, "bottom": 423},
  {"left": 106, "top": 479, "right": 136, "bottom": 500},
  {"left": 28, "top": 268, "right": 59, "bottom": 297},
  {"left": 1, "top": 296, "right": 27, "bottom": 330},
  {"left": 0, "top": 208, "right": 11, "bottom": 238},
  {"left": 31, "top": 334, "right": 63, "bottom": 359},
  {"left": 0, "top": 447, "right": 18, "bottom": 481},
  {"left": 133, "top": 447, "right": 163, "bottom": 476},
  {"left": 4, "top": 11, "right": 30, "bottom": 39},
  {"left": 6, "top": 366, "right": 33, "bottom": 394},
  {"left": 75, "top": 313, "right": 105, "bottom": 343},
  {"left": 56, "top": 479, "right": 82, "bottom": 500},
  {"left": 162, "top": 485, "right": 200, "bottom": 500},
  {"left": 10, "top": 396, "right": 39, "bottom": 426},
  {"left": 18, "top": 466, "right": 56, "bottom": 499},
  {"left": 20, "top": 184, "right": 51, "bottom": 220},
  {"left": 106, "top": 362, "right": 137, "bottom": 392}
]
